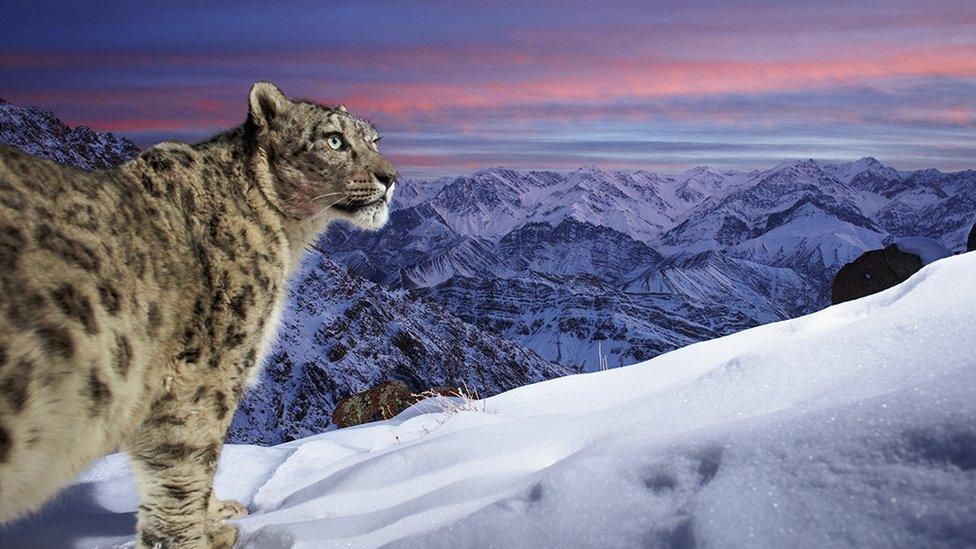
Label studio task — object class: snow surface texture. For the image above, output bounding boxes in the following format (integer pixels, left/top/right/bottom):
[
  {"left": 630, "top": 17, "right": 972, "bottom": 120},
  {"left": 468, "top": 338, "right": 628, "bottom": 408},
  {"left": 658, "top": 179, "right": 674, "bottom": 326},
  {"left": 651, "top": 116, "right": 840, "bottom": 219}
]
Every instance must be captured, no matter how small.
[
  {"left": 4, "top": 252, "right": 975, "bottom": 548},
  {"left": 896, "top": 236, "right": 952, "bottom": 265}
]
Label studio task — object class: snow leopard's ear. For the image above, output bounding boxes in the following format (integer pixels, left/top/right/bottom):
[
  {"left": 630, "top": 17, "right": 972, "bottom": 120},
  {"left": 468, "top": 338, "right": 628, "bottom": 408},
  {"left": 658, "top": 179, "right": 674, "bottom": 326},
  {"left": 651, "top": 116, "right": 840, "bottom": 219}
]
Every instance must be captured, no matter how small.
[{"left": 248, "top": 81, "right": 291, "bottom": 130}]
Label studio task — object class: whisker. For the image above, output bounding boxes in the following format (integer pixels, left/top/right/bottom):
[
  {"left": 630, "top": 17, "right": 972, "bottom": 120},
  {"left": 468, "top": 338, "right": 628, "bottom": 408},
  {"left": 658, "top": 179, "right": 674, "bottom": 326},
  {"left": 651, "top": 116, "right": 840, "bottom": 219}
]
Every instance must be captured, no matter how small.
[
  {"left": 310, "top": 191, "right": 346, "bottom": 202},
  {"left": 326, "top": 196, "right": 349, "bottom": 208},
  {"left": 309, "top": 195, "right": 350, "bottom": 222}
]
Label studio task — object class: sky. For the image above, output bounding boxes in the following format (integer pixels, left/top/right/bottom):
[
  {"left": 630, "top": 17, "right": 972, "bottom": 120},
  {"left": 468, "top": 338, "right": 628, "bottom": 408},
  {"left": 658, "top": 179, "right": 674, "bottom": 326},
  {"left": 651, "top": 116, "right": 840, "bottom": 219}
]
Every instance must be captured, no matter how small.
[{"left": 1, "top": 1, "right": 975, "bottom": 178}]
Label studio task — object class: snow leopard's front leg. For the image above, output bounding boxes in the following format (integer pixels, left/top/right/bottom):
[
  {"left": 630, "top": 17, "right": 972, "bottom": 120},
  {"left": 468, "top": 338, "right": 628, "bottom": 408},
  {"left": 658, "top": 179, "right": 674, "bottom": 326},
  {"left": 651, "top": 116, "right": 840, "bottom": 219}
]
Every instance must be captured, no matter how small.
[{"left": 125, "top": 382, "right": 243, "bottom": 549}]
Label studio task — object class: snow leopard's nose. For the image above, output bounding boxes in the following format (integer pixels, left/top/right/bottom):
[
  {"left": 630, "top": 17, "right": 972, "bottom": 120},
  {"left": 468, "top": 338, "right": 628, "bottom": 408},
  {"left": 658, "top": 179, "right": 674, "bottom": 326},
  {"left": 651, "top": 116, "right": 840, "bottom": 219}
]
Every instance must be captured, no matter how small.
[{"left": 374, "top": 168, "right": 396, "bottom": 190}]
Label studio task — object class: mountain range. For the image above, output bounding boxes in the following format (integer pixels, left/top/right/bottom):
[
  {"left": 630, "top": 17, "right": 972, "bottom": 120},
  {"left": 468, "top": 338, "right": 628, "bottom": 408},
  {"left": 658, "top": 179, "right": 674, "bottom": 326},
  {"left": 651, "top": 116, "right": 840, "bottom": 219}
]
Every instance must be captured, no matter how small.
[
  {"left": 0, "top": 99, "right": 138, "bottom": 169},
  {"left": 324, "top": 158, "right": 975, "bottom": 371},
  {"left": 10, "top": 251, "right": 976, "bottom": 548}
]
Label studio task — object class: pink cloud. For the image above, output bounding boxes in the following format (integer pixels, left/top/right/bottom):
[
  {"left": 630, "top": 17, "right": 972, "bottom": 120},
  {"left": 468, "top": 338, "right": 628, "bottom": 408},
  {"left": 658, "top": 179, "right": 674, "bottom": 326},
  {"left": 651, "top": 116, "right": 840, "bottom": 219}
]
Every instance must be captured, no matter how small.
[{"left": 332, "top": 44, "right": 976, "bottom": 117}]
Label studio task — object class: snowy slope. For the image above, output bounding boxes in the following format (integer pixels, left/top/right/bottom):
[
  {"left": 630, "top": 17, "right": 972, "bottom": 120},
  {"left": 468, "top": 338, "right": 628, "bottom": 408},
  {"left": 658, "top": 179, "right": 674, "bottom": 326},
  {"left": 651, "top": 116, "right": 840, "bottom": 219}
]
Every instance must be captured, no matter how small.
[
  {"left": 621, "top": 251, "right": 818, "bottom": 319},
  {"left": 6, "top": 252, "right": 974, "bottom": 548}
]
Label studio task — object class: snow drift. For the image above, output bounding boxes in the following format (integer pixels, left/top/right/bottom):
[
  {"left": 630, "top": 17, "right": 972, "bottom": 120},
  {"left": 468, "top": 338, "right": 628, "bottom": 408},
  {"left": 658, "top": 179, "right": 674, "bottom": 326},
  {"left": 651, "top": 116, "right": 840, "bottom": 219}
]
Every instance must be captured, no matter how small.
[{"left": 3, "top": 252, "right": 975, "bottom": 548}]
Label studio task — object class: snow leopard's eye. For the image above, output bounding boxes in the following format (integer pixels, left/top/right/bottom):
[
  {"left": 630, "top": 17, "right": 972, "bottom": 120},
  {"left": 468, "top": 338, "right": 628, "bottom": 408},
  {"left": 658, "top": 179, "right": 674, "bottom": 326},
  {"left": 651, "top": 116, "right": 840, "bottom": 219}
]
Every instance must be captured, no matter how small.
[{"left": 326, "top": 133, "right": 346, "bottom": 151}]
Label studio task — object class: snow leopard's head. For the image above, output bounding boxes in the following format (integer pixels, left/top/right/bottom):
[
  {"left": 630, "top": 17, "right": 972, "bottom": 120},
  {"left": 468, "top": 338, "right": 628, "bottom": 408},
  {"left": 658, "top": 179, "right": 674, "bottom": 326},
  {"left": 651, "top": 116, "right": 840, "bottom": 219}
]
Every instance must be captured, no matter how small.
[{"left": 247, "top": 81, "right": 396, "bottom": 230}]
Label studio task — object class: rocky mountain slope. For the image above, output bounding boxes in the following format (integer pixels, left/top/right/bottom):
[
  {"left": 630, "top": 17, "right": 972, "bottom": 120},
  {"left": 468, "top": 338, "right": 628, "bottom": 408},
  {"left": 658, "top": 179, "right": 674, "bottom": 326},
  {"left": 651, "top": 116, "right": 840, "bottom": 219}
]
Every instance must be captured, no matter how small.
[
  {"left": 229, "top": 253, "right": 574, "bottom": 444},
  {"left": 0, "top": 99, "right": 139, "bottom": 169},
  {"left": 325, "top": 158, "right": 975, "bottom": 371}
]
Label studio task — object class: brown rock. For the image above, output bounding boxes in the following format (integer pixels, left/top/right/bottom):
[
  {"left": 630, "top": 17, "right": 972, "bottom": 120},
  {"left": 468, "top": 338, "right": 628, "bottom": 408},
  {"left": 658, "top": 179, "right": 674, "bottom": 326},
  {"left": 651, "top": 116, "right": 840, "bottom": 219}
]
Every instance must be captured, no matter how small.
[
  {"left": 330, "top": 382, "right": 482, "bottom": 429},
  {"left": 831, "top": 244, "right": 923, "bottom": 305},
  {"left": 331, "top": 381, "right": 417, "bottom": 428}
]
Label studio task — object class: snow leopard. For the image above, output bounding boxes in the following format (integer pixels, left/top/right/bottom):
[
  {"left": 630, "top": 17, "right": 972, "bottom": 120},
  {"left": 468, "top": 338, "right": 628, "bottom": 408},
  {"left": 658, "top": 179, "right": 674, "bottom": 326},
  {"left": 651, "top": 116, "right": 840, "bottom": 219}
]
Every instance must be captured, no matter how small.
[{"left": 0, "top": 82, "right": 396, "bottom": 547}]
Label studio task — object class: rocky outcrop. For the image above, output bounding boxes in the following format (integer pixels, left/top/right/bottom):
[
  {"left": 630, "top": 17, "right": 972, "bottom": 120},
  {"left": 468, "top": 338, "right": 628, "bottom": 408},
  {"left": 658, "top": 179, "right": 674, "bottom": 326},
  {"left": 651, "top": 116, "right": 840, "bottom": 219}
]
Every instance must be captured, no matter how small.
[
  {"left": 332, "top": 381, "right": 416, "bottom": 428},
  {"left": 331, "top": 382, "right": 473, "bottom": 428},
  {"left": 831, "top": 245, "right": 923, "bottom": 304},
  {"left": 968, "top": 222, "right": 976, "bottom": 252}
]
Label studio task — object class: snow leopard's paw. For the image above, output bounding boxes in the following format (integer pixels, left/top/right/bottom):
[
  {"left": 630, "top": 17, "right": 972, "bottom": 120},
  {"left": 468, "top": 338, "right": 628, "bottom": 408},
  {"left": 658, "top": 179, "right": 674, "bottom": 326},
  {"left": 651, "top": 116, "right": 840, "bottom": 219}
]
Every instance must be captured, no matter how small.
[
  {"left": 207, "top": 520, "right": 239, "bottom": 549},
  {"left": 209, "top": 497, "right": 249, "bottom": 520}
]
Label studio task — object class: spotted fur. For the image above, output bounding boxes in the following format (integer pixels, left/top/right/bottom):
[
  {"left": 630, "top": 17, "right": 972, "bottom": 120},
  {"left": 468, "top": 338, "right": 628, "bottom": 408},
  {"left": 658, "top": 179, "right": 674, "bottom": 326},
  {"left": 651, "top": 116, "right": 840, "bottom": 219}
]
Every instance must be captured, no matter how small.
[{"left": 0, "top": 82, "right": 396, "bottom": 548}]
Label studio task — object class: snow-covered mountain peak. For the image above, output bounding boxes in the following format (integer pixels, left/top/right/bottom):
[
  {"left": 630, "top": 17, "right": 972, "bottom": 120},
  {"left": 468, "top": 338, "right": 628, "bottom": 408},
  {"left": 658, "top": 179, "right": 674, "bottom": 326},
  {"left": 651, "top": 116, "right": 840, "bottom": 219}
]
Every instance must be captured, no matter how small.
[
  {"left": 674, "top": 165, "right": 728, "bottom": 203},
  {"left": 632, "top": 168, "right": 670, "bottom": 179},
  {"left": 909, "top": 167, "right": 945, "bottom": 181},
  {"left": 472, "top": 166, "right": 525, "bottom": 180},
  {"left": 853, "top": 155, "right": 883, "bottom": 168},
  {"left": 822, "top": 156, "right": 902, "bottom": 185},
  {"left": 564, "top": 167, "right": 625, "bottom": 193},
  {"left": 574, "top": 164, "right": 605, "bottom": 175},
  {"left": 770, "top": 158, "right": 810, "bottom": 169},
  {"left": 769, "top": 158, "right": 824, "bottom": 176},
  {"left": 678, "top": 164, "right": 716, "bottom": 178},
  {"left": 0, "top": 99, "right": 139, "bottom": 169}
]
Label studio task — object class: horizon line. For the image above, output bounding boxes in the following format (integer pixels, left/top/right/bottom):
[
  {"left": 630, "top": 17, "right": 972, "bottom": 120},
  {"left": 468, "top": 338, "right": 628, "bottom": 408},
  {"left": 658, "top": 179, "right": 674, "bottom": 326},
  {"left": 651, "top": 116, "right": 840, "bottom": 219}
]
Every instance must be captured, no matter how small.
[{"left": 398, "top": 156, "right": 974, "bottom": 181}]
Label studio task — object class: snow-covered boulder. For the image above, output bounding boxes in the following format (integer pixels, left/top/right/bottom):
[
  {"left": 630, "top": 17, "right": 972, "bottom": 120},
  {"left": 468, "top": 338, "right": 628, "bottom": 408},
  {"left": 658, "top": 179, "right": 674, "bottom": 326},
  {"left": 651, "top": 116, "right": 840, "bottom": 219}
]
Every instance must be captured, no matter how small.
[
  {"left": 4, "top": 252, "right": 976, "bottom": 548},
  {"left": 832, "top": 236, "right": 954, "bottom": 305},
  {"left": 895, "top": 236, "right": 952, "bottom": 265}
]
